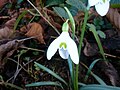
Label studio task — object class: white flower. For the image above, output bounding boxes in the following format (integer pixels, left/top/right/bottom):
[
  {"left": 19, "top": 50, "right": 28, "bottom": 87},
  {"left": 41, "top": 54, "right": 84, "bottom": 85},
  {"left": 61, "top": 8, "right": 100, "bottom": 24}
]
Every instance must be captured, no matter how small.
[
  {"left": 47, "top": 20, "right": 79, "bottom": 64},
  {"left": 88, "top": 0, "right": 110, "bottom": 16}
]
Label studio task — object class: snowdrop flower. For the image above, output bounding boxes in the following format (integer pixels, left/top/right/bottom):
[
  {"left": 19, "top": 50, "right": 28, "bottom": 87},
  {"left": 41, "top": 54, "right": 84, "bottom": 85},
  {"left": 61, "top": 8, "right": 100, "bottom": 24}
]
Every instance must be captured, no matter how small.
[
  {"left": 88, "top": 0, "right": 110, "bottom": 16},
  {"left": 47, "top": 20, "right": 79, "bottom": 64}
]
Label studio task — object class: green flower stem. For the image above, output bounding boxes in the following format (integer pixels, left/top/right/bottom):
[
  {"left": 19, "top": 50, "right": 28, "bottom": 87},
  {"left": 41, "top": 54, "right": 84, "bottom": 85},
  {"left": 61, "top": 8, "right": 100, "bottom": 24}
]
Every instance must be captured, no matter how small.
[
  {"left": 75, "top": 9, "right": 89, "bottom": 90},
  {"left": 64, "top": 7, "right": 76, "bottom": 89}
]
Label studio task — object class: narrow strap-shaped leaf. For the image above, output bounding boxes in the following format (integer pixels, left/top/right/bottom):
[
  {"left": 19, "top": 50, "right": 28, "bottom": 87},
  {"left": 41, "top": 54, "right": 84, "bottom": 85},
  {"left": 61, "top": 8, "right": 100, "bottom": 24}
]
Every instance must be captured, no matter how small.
[
  {"left": 87, "top": 24, "right": 106, "bottom": 60},
  {"left": 64, "top": 7, "right": 75, "bottom": 34},
  {"left": 80, "top": 84, "right": 120, "bottom": 90},
  {"left": 34, "top": 62, "right": 67, "bottom": 85},
  {"left": 14, "top": 10, "right": 28, "bottom": 30},
  {"left": 80, "top": 62, "right": 106, "bottom": 85},
  {"left": 84, "top": 59, "right": 101, "bottom": 81},
  {"left": 26, "top": 81, "right": 63, "bottom": 89},
  {"left": 91, "top": 73, "right": 106, "bottom": 85}
]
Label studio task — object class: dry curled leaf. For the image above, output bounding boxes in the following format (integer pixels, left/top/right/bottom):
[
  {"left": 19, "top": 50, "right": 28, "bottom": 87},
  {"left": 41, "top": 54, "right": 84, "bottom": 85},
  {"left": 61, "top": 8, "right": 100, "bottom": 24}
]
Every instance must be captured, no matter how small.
[
  {"left": 0, "top": 39, "right": 22, "bottom": 68},
  {"left": 5, "top": 18, "right": 16, "bottom": 28},
  {"left": 97, "top": 61, "right": 120, "bottom": 86},
  {"left": 0, "top": 0, "right": 8, "bottom": 8},
  {"left": 0, "top": 27, "right": 13, "bottom": 39},
  {"left": 0, "top": 18, "right": 16, "bottom": 40},
  {"left": 20, "top": 22, "right": 45, "bottom": 44},
  {"left": 83, "top": 40, "right": 98, "bottom": 56},
  {"left": 106, "top": 8, "right": 120, "bottom": 32}
]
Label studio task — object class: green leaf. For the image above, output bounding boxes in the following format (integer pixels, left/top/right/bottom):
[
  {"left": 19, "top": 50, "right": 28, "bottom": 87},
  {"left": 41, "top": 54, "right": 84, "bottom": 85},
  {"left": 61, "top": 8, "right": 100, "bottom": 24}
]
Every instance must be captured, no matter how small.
[
  {"left": 67, "top": 57, "right": 74, "bottom": 85},
  {"left": 45, "top": 0, "right": 64, "bottom": 7},
  {"left": 34, "top": 62, "right": 67, "bottom": 85},
  {"left": 64, "top": 7, "right": 75, "bottom": 33},
  {"left": 97, "top": 30, "right": 106, "bottom": 39},
  {"left": 26, "top": 81, "right": 63, "bottom": 89},
  {"left": 17, "top": 0, "right": 23, "bottom": 4},
  {"left": 0, "top": 75, "right": 3, "bottom": 81},
  {"left": 110, "top": 0, "right": 120, "bottom": 8},
  {"left": 80, "top": 84, "right": 120, "bottom": 90},
  {"left": 53, "top": 6, "right": 78, "bottom": 19},
  {"left": 87, "top": 23, "right": 106, "bottom": 60},
  {"left": 66, "top": 0, "right": 86, "bottom": 12},
  {"left": 53, "top": 7, "right": 69, "bottom": 18},
  {"left": 84, "top": 59, "right": 101, "bottom": 81},
  {"left": 14, "top": 10, "right": 28, "bottom": 30},
  {"left": 91, "top": 73, "right": 106, "bottom": 85}
]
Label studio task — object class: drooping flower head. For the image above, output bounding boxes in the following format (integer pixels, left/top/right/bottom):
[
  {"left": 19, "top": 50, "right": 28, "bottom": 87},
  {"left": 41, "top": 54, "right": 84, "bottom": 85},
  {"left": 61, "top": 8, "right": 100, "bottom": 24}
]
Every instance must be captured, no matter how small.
[
  {"left": 88, "top": 0, "right": 110, "bottom": 16},
  {"left": 47, "top": 20, "right": 79, "bottom": 64}
]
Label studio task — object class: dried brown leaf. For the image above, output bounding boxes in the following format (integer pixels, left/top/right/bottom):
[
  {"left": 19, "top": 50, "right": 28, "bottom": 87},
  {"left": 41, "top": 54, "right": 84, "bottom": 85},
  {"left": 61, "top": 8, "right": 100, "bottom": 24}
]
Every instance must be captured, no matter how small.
[
  {"left": 83, "top": 40, "right": 98, "bottom": 56},
  {"left": 21, "top": 22, "right": 45, "bottom": 44},
  {"left": 35, "top": 0, "right": 40, "bottom": 7},
  {"left": 97, "top": 61, "right": 120, "bottom": 86},
  {"left": 0, "top": 40, "right": 21, "bottom": 68},
  {"left": 0, "top": 27, "right": 13, "bottom": 40},
  {"left": 0, "top": 0, "right": 8, "bottom": 8},
  {"left": 0, "top": 18, "right": 16, "bottom": 40},
  {"left": 106, "top": 8, "right": 120, "bottom": 32},
  {"left": 5, "top": 18, "right": 16, "bottom": 28}
]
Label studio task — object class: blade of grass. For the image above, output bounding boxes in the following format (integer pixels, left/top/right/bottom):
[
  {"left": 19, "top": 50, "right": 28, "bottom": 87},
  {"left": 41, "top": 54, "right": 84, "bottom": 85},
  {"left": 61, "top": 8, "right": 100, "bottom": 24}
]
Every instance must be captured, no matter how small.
[
  {"left": 84, "top": 59, "right": 101, "bottom": 81},
  {"left": 80, "top": 62, "right": 106, "bottom": 85},
  {"left": 26, "top": 81, "right": 63, "bottom": 89},
  {"left": 80, "top": 84, "right": 120, "bottom": 90},
  {"left": 34, "top": 62, "right": 67, "bottom": 85},
  {"left": 78, "top": 82, "right": 86, "bottom": 86},
  {"left": 67, "top": 57, "right": 74, "bottom": 86},
  {"left": 91, "top": 73, "right": 106, "bottom": 85},
  {"left": 87, "top": 24, "right": 106, "bottom": 60},
  {"left": 14, "top": 10, "right": 28, "bottom": 30},
  {"left": 64, "top": 7, "right": 75, "bottom": 34}
]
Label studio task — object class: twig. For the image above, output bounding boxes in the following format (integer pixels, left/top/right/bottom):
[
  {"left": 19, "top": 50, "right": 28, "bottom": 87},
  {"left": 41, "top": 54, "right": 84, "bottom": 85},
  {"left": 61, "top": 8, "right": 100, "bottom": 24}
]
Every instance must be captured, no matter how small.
[
  {"left": 104, "top": 53, "right": 120, "bottom": 59},
  {"left": 27, "top": 0, "right": 60, "bottom": 35},
  {"left": 20, "top": 46, "right": 45, "bottom": 52}
]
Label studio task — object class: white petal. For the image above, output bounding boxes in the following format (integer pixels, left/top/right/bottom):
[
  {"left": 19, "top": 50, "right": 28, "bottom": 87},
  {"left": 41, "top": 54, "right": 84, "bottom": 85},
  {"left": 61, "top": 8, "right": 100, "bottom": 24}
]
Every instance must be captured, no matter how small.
[
  {"left": 66, "top": 37, "right": 79, "bottom": 64},
  {"left": 59, "top": 32, "right": 69, "bottom": 38},
  {"left": 47, "top": 37, "right": 61, "bottom": 60},
  {"left": 59, "top": 48, "right": 69, "bottom": 59},
  {"left": 88, "top": 0, "right": 99, "bottom": 6},
  {"left": 95, "top": 1, "right": 110, "bottom": 16},
  {"left": 58, "top": 32, "right": 69, "bottom": 59}
]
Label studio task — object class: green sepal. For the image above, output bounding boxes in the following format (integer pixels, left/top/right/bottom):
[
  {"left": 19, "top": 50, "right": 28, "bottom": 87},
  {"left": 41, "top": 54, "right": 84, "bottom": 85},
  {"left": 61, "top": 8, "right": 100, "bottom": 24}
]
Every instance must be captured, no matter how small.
[{"left": 62, "top": 19, "right": 69, "bottom": 32}]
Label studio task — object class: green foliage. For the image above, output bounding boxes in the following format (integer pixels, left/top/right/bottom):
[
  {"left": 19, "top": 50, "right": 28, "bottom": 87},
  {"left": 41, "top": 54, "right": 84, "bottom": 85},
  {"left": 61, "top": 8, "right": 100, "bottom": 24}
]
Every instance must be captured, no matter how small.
[
  {"left": 17, "top": 0, "right": 23, "bottom": 4},
  {"left": 66, "top": 0, "right": 86, "bottom": 12},
  {"left": 110, "top": 0, "right": 120, "bottom": 8},
  {"left": 80, "top": 84, "right": 120, "bottom": 90},
  {"left": 64, "top": 7, "right": 75, "bottom": 33},
  {"left": 87, "top": 24, "right": 106, "bottom": 60},
  {"left": 34, "top": 62, "right": 67, "bottom": 85},
  {"left": 93, "top": 17, "right": 104, "bottom": 27},
  {"left": 14, "top": 10, "right": 28, "bottom": 30},
  {"left": 0, "top": 75, "right": 3, "bottom": 81},
  {"left": 84, "top": 59, "right": 101, "bottom": 81},
  {"left": 45, "top": 0, "right": 65, "bottom": 7},
  {"left": 53, "top": 7, "right": 69, "bottom": 18},
  {"left": 97, "top": 30, "right": 106, "bottom": 39},
  {"left": 91, "top": 73, "right": 106, "bottom": 85},
  {"left": 53, "top": 6, "right": 78, "bottom": 19},
  {"left": 26, "top": 81, "right": 63, "bottom": 89}
]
